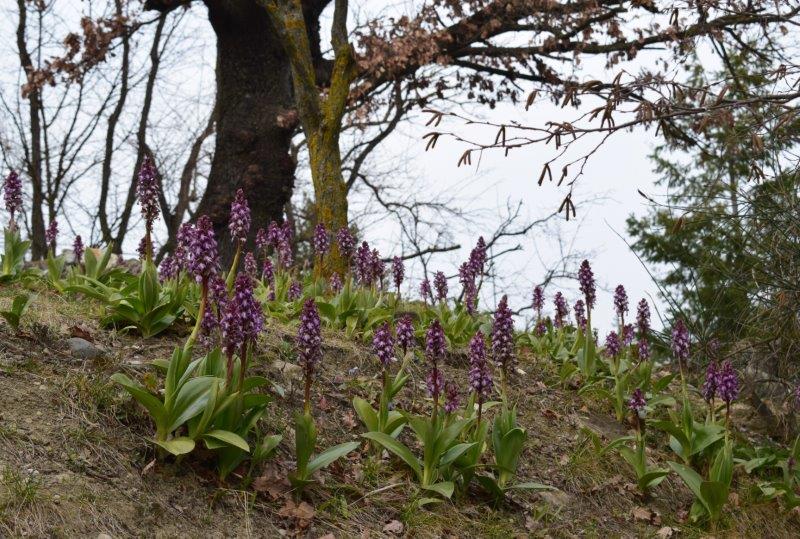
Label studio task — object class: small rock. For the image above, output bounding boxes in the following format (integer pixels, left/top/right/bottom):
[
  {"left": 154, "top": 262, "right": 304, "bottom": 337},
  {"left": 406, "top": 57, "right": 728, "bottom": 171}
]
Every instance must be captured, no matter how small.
[
  {"left": 96, "top": 534, "right": 112, "bottom": 539},
  {"left": 66, "top": 337, "right": 103, "bottom": 360},
  {"left": 271, "top": 359, "right": 302, "bottom": 378}
]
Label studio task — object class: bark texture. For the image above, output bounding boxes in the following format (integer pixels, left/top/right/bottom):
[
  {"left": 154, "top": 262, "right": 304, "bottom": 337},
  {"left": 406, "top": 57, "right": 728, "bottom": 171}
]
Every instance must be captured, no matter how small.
[{"left": 196, "top": 0, "right": 297, "bottom": 261}]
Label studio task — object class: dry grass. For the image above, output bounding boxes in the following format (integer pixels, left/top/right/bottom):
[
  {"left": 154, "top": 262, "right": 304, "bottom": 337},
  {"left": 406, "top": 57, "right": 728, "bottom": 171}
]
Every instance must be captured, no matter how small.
[{"left": 0, "top": 284, "right": 797, "bottom": 537}]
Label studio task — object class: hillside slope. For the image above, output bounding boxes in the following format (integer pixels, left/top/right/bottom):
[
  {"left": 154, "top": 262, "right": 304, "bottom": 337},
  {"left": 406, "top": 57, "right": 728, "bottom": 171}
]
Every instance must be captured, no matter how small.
[{"left": 0, "top": 287, "right": 794, "bottom": 537}]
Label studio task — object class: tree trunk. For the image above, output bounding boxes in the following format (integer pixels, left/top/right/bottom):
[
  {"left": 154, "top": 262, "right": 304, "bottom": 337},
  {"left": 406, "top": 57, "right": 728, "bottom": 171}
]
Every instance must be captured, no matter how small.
[
  {"left": 197, "top": 0, "right": 297, "bottom": 262},
  {"left": 262, "top": 0, "right": 353, "bottom": 276},
  {"left": 15, "top": 0, "right": 46, "bottom": 258}
]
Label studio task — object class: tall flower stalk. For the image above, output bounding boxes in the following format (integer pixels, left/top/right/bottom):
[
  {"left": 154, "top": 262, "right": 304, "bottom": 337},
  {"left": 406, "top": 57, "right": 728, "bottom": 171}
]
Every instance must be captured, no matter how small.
[
  {"left": 4, "top": 170, "right": 22, "bottom": 231},
  {"left": 468, "top": 331, "right": 492, "bottom": 424},
  {"left": 45, "top": 219, "right": 58, "bottom": 255},
  {"left": 186, "top": 216, "right": 219, "bottom": 348},
  {"left": 136, "top": 157, "right": 160, "bottom": 263},
  {"left": 492, "top": 295, "right": 515, "bottom": 399},
  {"left": 425, "top": 319, "right": 447, "bottom": 415},
  {"left": 226, "top": 189, "right": 251, "bottom": 287},
  {"left": 297, "top": 299, "right": 322, "bottom": 415}
]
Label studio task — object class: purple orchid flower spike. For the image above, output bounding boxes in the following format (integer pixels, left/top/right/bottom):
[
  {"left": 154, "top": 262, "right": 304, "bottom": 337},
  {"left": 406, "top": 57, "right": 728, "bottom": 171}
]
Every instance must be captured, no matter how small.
[
  {"left": 4, "top": 170, "right": 23, "bottom": 229},
  {"left": 45, "top": 219, "right": 58, "bottom": 253},
  {"left": 396, "top": 314, "right": 415, "bottom": 355},
  {"left": 228, "top": 188, "right": 251, "bottom": 245}
]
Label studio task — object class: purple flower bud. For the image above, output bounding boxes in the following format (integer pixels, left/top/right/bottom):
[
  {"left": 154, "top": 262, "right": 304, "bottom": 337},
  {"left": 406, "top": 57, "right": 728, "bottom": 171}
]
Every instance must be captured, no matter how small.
[
  {"left": 188, "top": 215, "right": 219, "bottom": 283},
  {"left": 578, "top": 260, "right": 596, "bottom": 309},
  {"left": 492, "top": 295, "right": 515, "bottom": 374},
  {"left": 175, "top": 222, "right": 195, "bottom": 270},
  {"left": 262, "top": 258, "right": 275, "bottom": 291},
  {"left": 622, "top": 323, "right": 635, "bottom": 346},
  {"left": 532, "top": 285, "right": 544, "bottom": 317},
  {"left": 72, "top": 235, "right": 84, "bottom": 263},
  {"left": 313, "top": 223, "right": 329, "bottom": 257},
  {"left": 419, "top": 279, "right": 432, "bottom": 302},
  {"left": 281, "top": 220, "right": 293, "bottom": 243},
  {"left": 200, "top": 306, "right": 219, "bottom": 345},
  {"left": 45, "top": 219, "right": 58, "bottom": 251},
  {"left": 794, "top": 382, "right": 800, "bottom": 409},
  {"left": 392, "top": 256, "right": 404, "bottom": 293},
  {"left": 534, "top": 320, "right": 547, "bottom": 337},
  {"left": 297, "top": 299, "right": 322, "bottom": 371},
  {"left": 573, "top": 299, "right": 586, "bottom": 330},
  {"left": 255, "top": 227, "right": 268, "bottom": 251},
  {"left": 233, "top": 272, "right": 263, "bottom": 342},
  {"left": 717, "top": 361, "right": 739, "bottom": 405},
  {"left": 329, "top": 271, "right": 343, "bottom": 294},
  {"left": 433, "top": 271, "right": 448, "bottom": 301},
  {"left": 628, "top": 388, "right": 646, "bottom": 416},
  {"left": 604, "top": 331, "right": 621, "bottom": 358},
  {"left": 425, "top": 319, "right": 447, "bottom": 362},
  {"left": 444, "top": 381, "right": 460, "bottom": 414},
  {"left": 468, "top": 331, "right": 492, "bottom": 403},
  {"left": 287, "top": 280, "right": 303, "bottom": 301},
  {"left": 3, "top": 170, "right": 23, "bottom": 223},
  {"left": 613, "top": 284, "right": 629, "bottom": 319},
  {"left": 371, "top": 249, "right": 385, "bottom": 287},
  {"left": 336, "top": 227, "right": 355, "bottom": 261},
  {"left": 426, "top": 368, "right": 444, "bottom": 401},
  {"left": 553, "top": 292, "right": 569, "bottom": 328},
  {"left": 136, "top": 156, "right": 160, "bottom": 229},
  {"left": 267, "top": 221, "right": 282, "bottom": 247},
  {"left": 671, "top": 319, "right": 690, "bottom": 364},
  {"left": 636, "top": 299, "right": 650, "bottom": 336},
  {"left": 468, "top": 236, "right": 487, "bottom": 277},
  {"left": 459, "top": 262, "right": 478, "bottom": 315},
  {"left": 137, "top": 237, "right": 148, "bottom": 260},
  {"left": 221, "top": 294, "right": 244, "bottom": 358},
  {"left": 228, "top": 189, "right": 251, "bottom": 244},
  {"left": 396, "top": 314, "right": 415, "bottom": 354},
  {"left": 702, "top": 361, "right": 719, "bottom": 403},
  {"left": 355, "top": 242, "right": 374, "bottom": 286},
  {"left": 243, "top": 252, "right": 257, "bottom": 276},
  {"left": 278, "top": 236, "right": 293, "bottom": 269},
  {"left": 372, "top": 321, "right": 395, "bottom": 367},
  {"left": 158, "top": 254, "right": 179, "bottom": 282},
  {"left": 208, "top": 274, "right": 228, "bottom": 309},
  {"left": 637, "top": 339, "right": 650, "bottom": 361}
]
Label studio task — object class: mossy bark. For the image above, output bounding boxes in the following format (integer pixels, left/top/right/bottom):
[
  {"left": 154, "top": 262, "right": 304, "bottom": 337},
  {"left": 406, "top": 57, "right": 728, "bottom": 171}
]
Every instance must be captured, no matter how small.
[{"left": 263, "top": 0, "right": 355, "bottom": 276}]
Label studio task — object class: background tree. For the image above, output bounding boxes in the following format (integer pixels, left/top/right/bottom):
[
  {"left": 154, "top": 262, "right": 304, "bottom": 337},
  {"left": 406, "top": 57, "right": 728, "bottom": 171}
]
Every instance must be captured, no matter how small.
[
  {"left": 27, "top": 1, "right": 800, "bottom": 260},
  {"left": 626, "top": 46, "right": 800, "bottom": 431}
]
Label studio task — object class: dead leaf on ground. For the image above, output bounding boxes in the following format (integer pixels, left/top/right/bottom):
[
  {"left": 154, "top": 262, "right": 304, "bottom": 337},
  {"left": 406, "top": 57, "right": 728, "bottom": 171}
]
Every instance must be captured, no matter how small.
[
  {"left": 68, "top": 324, "right": 94, "bottom": 342},
  {"left": 631, "top": 506, "right": 661, "bottom": 525},
  {"left": 342, "top": 410, "right": 357, "bottom": 429},
  {"left": 253, "top": 464, "right": 291, "bottom": 500},
  {"left": 656, "top": 526, "right": 677, "bottom": 538},
  {"left": 318, "top": 395, "right": 332, "bottom": 412},
  {"left": 317, "top": 534, "right": 336, "bottom": 539},
  {"left": 278, "top": 500, "right": 315, "bottom": 529},
  {"left": 383, "top": 520, "right": 404, "bottom": 534},
  {"left": 141, "top": 458, "right": 156, "bottom": 476},
  {"left": 541, "top": 408, "right": 560, "bottom": 420}
]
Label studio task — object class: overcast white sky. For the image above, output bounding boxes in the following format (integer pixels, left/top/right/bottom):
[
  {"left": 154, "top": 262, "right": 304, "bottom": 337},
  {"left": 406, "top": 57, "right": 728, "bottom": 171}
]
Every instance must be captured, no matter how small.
[{"left": 0, "top": 0, "right": 677, "bottom": 331}]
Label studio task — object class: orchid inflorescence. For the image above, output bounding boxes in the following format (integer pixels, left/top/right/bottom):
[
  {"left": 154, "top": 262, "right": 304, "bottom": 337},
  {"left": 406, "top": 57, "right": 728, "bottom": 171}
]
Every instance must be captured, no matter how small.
[
  {"left": 136, "top": 156, "right": 160, "bottom": 260},
  {"left": 396, "top": 314, "right": 415, "bottom": 355},
  {"left": 45, "top": 219, "right": 58, "bottom": 253},
  {"left": 4, "top": 170, "right": 22, "bottom": 228},
  {"left": 433, "top": 270, "right": 448, "bottom": 302},
  {"left": 313, "top": 223, "right": 329, "bottom": 258}
]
